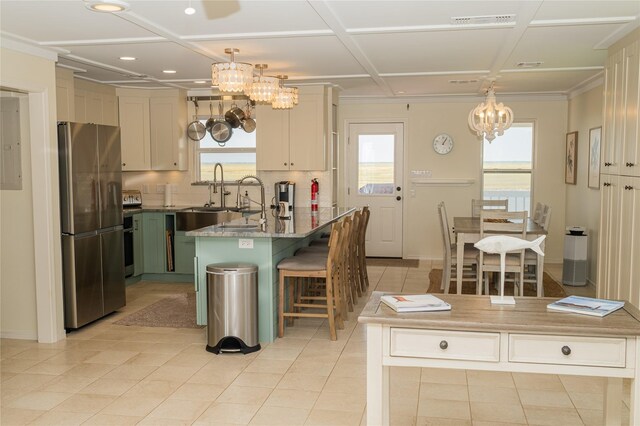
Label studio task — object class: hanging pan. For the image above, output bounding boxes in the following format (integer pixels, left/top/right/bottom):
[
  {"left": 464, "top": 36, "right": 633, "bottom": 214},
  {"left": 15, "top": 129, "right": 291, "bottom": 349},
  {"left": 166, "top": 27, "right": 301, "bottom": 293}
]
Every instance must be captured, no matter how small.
[
  {"left": 241, "top": 101, "right": 256, "bottom": 133},
  {"left": 187, "top": 101, "right": 207, "bottom": 141},
  {"left": 210, "top": 99, "right": 232, "bottom": 145}
]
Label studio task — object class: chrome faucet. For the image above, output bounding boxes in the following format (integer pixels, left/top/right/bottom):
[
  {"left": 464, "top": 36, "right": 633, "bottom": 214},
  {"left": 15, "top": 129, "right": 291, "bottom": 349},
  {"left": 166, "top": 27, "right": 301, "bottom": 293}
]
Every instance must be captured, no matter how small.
[
  {"left": 212, "top": 163, "right": 225, "bottom": 209},
  {"left": 237, "top": 175, "right": 267, "bottom": 229}
]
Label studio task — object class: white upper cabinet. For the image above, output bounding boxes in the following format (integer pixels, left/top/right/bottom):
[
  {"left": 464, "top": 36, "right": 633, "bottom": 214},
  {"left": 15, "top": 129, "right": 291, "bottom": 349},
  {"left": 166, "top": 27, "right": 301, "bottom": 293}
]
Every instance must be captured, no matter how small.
[
  {"left": 119, "top": 96, "right": 151, "bottom": 171},
  {"left": 256, "top": 85, "right": 327, "bottom": 171},
  {"left": 622, "top": 40, "right": 640, "bottom": 177},
  {"left": 55, "top": 68, "right": 75, "bottom": 122},
  {"left": 150, "top": 96, "right": 187, "bottom": 171},
  {"left": 117, "top": 89, "right": 187, "bottom": 172},
  {"left": 71, "top": 79, "right": 118, "bottom": 126}
]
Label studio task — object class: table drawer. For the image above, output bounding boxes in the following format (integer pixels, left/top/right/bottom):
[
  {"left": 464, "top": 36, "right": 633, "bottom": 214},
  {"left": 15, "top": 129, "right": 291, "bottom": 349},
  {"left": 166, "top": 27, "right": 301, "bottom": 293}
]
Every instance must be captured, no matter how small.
[
  {"left": 390, "top": 328, "right": 500, "bottom": 362},
  {"left": 509, "top": 334, "right": 626, "bottom": 368}
]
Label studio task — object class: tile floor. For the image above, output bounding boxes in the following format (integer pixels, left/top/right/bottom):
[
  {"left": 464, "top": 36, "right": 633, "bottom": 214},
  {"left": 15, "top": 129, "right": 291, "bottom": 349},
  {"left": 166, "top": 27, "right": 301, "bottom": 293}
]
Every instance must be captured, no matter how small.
[{"left": 1, "top": 260, "right": 625, "bottom": 426}]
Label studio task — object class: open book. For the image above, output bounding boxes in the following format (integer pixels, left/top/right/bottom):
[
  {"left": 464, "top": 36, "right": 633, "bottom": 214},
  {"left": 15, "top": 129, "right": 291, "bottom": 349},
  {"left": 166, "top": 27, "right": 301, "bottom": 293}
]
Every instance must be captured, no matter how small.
[
  {"left": 380, "top": 294, "right": 451, "bottom": 313},
  {"left": 547, "top": 296, "right": 624, "bottom": 317}
]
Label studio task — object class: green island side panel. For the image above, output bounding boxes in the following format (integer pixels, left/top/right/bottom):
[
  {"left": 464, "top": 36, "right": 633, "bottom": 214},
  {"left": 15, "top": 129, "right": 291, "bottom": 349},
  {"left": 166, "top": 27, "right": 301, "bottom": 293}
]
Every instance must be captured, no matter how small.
[{"left": 194, "top": 234, "right": 316, "bottom": 343}]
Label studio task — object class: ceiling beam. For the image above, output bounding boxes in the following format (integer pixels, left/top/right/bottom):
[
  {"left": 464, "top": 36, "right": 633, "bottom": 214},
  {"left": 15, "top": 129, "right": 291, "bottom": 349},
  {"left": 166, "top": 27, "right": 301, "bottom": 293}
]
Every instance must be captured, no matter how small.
[{"left": 307, "top": 0, "right": 394, "bottom": 97}]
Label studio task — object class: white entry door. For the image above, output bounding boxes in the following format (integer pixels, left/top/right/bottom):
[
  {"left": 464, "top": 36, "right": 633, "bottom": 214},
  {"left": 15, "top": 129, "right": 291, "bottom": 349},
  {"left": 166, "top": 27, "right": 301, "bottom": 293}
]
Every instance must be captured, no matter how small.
[{"left": 348, "top": 122, "right": 404, "bottom": 257}]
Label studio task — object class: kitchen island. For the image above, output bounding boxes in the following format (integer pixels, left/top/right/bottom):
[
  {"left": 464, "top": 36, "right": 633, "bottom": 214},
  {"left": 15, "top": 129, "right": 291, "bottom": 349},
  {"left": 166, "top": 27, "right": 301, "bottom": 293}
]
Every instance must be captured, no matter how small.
[{"left": 187, "top": 207, "right": 355, "bottom": 343}]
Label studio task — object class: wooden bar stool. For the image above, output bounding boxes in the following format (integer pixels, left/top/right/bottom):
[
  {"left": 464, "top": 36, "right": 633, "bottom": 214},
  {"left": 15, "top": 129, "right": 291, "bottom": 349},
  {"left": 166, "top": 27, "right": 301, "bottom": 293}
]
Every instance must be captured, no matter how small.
[
  {"left": 357, "top": 206, "right": 371, "bottom": 292},
  {"left": 277, "top": 221, "right": 347, "bottom": 340}
]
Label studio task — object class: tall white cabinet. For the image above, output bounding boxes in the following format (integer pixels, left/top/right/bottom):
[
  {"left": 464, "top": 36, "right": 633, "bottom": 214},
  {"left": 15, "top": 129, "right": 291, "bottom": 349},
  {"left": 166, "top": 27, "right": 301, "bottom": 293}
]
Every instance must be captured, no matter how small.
[{"left": 598, "top": 29, "right": 640, "bottom": 308}]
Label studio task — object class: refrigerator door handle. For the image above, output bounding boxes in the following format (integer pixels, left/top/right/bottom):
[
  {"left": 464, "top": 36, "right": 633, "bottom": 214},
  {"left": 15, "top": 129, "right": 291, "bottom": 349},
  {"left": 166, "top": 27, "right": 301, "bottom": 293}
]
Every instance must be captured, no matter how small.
[{"left": 97, "top": 225, "right": 124, "bottom": 234}]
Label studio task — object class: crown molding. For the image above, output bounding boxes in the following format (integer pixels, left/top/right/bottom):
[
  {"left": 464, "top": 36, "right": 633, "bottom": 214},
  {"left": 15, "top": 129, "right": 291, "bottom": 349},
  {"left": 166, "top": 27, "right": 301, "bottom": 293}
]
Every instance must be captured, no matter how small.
[
  {"left": 1, "top": 33, "right": 58, "bottom": 61},
  {"left": 339, "top": 92, "right": 568, "bottom": 104},
  {"left": 568, "top": 75, "right": 604, "bottom": 99}
]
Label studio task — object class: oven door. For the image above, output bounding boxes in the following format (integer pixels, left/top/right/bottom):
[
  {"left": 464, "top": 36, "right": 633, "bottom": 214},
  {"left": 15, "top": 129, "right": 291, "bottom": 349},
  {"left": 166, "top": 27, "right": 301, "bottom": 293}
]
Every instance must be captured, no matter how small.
[{"left": 123, "top": 216, "right": 134, "bottom": 278}]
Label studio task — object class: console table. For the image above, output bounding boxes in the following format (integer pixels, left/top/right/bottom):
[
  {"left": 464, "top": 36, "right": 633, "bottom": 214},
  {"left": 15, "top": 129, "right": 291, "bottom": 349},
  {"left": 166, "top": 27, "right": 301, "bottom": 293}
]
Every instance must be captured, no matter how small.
[{"left": 359, "top": 292, "right": 640, "bottom": 426}]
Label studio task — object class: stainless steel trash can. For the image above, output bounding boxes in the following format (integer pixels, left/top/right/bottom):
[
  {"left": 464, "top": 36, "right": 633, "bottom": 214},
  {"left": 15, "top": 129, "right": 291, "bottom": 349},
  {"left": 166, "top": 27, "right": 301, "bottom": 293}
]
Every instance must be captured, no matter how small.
[{"left": 206, "top": 263, "right": 260, "bottom": 354}]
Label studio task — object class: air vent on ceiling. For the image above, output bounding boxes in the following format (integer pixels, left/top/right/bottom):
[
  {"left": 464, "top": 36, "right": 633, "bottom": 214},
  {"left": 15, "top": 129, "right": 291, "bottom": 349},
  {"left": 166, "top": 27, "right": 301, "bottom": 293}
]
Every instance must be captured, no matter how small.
[
  {"left": 516, "top": 61, "right": 544, "bottom": 68},
  {"left": 451, "top": 14, "right": 515, "bottom": 25},
  {"left": 448, "top": 79, "right": 479, "bottom": 84}
]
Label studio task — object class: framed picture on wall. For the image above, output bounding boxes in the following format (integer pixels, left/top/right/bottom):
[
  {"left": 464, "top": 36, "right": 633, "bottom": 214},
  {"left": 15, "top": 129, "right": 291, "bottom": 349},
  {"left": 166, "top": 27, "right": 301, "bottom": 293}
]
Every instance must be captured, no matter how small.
[
  {"left": 565, "top": 131, "right": 578, "bottom": 185},
  {"left": 588, "top": 126, "right": 602, "bottom": 189}
]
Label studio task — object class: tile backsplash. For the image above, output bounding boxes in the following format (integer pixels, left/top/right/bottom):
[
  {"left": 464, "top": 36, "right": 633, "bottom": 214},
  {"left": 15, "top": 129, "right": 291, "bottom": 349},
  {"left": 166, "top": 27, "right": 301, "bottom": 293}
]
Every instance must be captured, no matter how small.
[{"left": 122, "top": 170, "right": 332, "bottom": 209}]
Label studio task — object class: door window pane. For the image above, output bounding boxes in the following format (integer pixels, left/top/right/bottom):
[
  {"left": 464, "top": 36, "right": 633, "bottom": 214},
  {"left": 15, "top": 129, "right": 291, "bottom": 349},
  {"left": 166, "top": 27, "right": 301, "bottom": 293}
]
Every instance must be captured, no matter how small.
[{"left": 358, "top": 134, "right": 394, "bottom": 195}]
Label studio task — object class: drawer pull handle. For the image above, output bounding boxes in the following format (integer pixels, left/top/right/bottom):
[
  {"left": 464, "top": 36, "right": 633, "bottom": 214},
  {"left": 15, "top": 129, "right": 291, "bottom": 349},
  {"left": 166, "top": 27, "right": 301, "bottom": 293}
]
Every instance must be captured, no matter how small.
[
  {"left": 439, "top": 340, "right": 448, "bottom": 350},
  {"left": 561, "top": 345, "right": 571, "bottom": 356}
]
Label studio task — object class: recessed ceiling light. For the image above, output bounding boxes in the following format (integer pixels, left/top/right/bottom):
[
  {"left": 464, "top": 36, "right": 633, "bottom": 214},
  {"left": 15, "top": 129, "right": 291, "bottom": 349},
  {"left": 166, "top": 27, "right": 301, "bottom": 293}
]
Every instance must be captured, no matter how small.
[
  {"left": 163, "top": 70, "right": 177, "bottom": 74},
  {"left": 397, "top": 91, "right": 406, "bottom": 94},
  {"left": 85, "top": 0, "right": 130, "bottom": 13},
  {"left": 119, "top": 56, "right": 136, "bottom": 61},
  {"left": 194, "top": 80, "right": 206, "bottom": 84},
  {"left": 185, "top": 7, "right": 195, "bottom": 15}
]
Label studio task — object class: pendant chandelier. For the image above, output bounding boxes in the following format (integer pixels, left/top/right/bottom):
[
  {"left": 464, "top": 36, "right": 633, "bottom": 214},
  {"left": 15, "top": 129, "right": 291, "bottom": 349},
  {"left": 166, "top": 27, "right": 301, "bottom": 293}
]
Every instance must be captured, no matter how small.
[
  {"left": 272, "top": 75, "right": 299, "bottom": 110},
  {"left": 468, "top": 82, "right": 514, "bottom": 142},
  {"left": 211, "top": 48, "right": 254, "bottom": 94},
  {"left": 249, "top": 64, "right": 279, "bottom": 103}
]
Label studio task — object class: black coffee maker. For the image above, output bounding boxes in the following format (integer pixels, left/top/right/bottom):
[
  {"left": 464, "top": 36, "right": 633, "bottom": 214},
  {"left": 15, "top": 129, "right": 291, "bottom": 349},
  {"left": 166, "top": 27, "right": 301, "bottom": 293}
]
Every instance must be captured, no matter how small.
[{"left": 274, "top": 181, "right": 295, "bottom": 211}]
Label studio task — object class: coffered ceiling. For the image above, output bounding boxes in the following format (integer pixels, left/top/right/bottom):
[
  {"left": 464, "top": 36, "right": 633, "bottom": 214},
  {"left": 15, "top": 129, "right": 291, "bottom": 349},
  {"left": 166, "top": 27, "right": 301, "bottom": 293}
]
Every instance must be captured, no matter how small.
[{"left": 1, "top": 1, "right": 638, "bottom": 98}]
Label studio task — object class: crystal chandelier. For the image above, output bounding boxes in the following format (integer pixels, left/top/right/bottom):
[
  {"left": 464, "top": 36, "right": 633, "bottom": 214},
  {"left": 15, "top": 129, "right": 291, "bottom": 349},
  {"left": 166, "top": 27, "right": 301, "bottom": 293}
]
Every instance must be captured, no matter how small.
[
  {"left": 211, "top": 48, "right": 253, "bottom": 94},
  {"left": 272, "top": 75, "right": 299, "bottom": 110},
  {"left": 468, "top": 82, "right": 514, "bottom": 142},
  {"left": 249, "top": 64, "right": 279, "bottom": 103}
]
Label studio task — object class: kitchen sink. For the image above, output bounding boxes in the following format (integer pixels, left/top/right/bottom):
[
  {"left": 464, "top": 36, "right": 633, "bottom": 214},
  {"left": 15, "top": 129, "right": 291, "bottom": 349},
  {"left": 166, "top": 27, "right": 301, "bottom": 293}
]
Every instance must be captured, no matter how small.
[
  {"left": 176, "top": 207, "right": 263, "bottom": 231},
  {"left": 217, "top": 223, "right": 261, "bottom": 231},
  {"left": 176, "top": 209, "right": 242, "bottom": 231}
]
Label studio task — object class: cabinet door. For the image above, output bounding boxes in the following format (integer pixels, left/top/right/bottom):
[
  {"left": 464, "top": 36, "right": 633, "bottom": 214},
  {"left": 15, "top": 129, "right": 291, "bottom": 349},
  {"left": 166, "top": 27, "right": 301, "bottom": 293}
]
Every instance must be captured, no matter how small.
[
  {"left": 133, "top": 213, "right": 144, "bottom": 277},
  {"left": 597, "top": 175, "right": 620, "bottom": 299},
  {"left": 86, "top": 92, "right": 103, "bottom": 124},
  {"left": 256, "top": 105, "right": 289, "bottom": 170},
  {"left": 103, "top": 94, "right": 118, "bottom": 126},
  {"left": 74, "top": 89, "right": 87, "bottom": 123},
  {"left": 142, "top": 213, "right": 166, "bottom": 273},
  {"left": 623, "top": 41, "right": 640, "bottom": 177},
  {"left": 119, "top": 96, "right": 151, "bottom": 171},
  {"left": 174, "top": 232, "right": 195, "bottom": 274},
  {"left": 150, "top": 97, "right": 181, "bottom": 171},
  {"left": 56, "top": 81, "right": 74, "bottom": 122},
  {"left": 289, "top": 92, "right": 326, "bottom": 170},
  {"left": 619, "top": 176, "right": 640, "bottom": 307},
  {"left": 602, "top": 51, "right": 624, "bottom": 175}
]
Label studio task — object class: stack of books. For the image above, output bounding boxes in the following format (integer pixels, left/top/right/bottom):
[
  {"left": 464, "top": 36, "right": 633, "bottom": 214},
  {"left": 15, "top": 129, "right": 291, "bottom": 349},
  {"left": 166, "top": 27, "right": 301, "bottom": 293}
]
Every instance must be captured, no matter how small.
[
  {"left": 380, "top": 294, "right": 451, "bottom": 313},
  {"left": 547, "top": 296, "right": 624, "bottom": 317}
]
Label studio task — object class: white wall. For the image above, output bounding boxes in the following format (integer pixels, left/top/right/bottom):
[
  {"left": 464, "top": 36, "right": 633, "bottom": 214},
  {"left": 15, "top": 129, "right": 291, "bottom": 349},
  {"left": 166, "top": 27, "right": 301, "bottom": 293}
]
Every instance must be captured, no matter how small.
[
  {"left": 0, "top": 91, "right": 37, "bottom": 339},
  {"left": 339, "top": 97, "right": 568, "bottom": 262},
  {"left": 566, "top": 84, "right": 603, "bottom": 286},
  {"left": 0, "top": 46, "right": 63, "bottom": 341}
]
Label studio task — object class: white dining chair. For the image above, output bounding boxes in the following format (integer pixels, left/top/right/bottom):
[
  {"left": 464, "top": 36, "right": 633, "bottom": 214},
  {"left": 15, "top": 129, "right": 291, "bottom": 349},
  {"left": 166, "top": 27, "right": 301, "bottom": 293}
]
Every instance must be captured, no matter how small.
[
  {"left": 471, "top": 199, "right": 508, "bottom": 217},
  {"left": 438, "top": 202, "right": 478, "bottom": 294},
  {"left": 476, "top": 210, "right": 527, "bottom": 296},
  {"left": 524, "top": 205, "right": 551, "bottom": 294}
]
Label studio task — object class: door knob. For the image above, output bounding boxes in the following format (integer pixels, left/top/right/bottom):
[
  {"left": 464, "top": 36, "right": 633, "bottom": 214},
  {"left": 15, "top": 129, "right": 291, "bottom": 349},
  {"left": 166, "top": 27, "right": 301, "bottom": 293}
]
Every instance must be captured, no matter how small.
[{"left": 396, "top": 196, "right": 402, "bottom": 201}]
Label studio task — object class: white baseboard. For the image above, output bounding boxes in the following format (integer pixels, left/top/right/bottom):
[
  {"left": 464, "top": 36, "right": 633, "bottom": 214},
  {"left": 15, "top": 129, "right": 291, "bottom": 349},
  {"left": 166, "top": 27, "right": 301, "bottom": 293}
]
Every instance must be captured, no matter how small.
[{"left": 1, "top": 329, "right": 38, "bottom": 340}]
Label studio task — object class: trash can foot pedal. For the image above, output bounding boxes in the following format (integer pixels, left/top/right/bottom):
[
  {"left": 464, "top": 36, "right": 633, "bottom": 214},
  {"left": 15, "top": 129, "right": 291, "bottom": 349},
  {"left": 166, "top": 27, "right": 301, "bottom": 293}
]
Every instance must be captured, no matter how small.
[{"left": 207, "top": 336, "right": 261, "bottom": 355}]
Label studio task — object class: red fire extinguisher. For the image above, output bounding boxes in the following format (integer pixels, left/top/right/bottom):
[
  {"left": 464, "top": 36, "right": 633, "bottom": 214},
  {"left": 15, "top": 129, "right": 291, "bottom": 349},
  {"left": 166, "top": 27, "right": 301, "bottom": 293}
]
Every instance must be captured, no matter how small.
[{"left": 311, "top": 178, "right": 319, "bottom": 211}]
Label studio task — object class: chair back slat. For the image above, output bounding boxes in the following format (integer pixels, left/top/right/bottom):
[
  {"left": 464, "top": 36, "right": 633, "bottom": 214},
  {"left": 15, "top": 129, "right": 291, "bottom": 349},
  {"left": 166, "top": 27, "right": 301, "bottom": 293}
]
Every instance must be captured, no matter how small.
[
  {"left": 472, "top": 199, "right": 508, "bottom": 217},
  {"left": 533, "top": 202, "right": 544, "bottom": 224},
  {"left": 437, "top": 202, "right": 452, "bottom": 259},
  {"left": 480, "top": 210, "right": 527, "bottom": 237},
  {"left": 539, "top": 205, "right": 552, "bottom": 231}
]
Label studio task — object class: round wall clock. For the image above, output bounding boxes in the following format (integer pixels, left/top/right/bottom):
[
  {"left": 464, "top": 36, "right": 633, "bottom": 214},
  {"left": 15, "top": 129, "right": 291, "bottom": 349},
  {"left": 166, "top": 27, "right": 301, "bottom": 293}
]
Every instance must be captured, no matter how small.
[{"left": 433, "top": 133, "right": 454, "bottom": 155}]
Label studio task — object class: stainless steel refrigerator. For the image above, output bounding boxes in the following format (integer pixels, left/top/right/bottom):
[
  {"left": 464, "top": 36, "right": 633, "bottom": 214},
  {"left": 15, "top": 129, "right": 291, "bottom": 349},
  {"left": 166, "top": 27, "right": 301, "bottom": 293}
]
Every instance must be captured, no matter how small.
[{"left": 58, "top": 122, "right": 125, "bottom": 329}]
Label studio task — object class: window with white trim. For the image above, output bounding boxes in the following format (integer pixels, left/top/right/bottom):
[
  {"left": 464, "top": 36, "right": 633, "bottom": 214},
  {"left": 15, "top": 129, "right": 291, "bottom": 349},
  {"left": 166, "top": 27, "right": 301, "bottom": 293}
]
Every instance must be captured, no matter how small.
[
  {"left": 482, "top": 122, "right": 534, "bottom": 215},
  {"left": 194, "top": 119, "right": 257, "bottom": 182}
]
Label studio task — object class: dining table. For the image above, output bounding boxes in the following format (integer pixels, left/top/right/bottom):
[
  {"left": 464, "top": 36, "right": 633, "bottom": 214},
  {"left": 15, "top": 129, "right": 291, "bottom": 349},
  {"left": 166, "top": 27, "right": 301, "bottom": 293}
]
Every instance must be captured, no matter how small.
[{"left": 453, "top": 216, "right": 548, "bottom": 297}]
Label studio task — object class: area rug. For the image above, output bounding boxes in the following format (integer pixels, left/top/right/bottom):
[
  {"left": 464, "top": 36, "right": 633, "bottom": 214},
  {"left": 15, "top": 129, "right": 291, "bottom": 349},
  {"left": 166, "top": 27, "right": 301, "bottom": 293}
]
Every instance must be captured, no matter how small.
[
  {"left": 114, "top": 293, "right": 203, "bottom": 329},
  {"left": 428, "top": 269, "right": 567, "bottom": 297}
]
